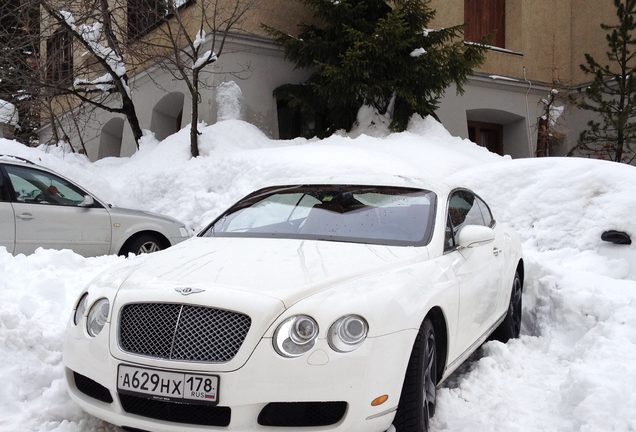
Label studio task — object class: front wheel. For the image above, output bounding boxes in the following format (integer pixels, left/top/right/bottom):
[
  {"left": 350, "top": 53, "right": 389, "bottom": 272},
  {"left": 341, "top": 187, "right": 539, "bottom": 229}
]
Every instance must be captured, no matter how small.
[
  {"left": 493, "top": 270, "right": 523, "bottom": 342},
  {"left": 393, "top": 318, "right": 437, "bottom": 432},
  {"left": 120, "top": 234, "right": 165, "bottom": 256}
]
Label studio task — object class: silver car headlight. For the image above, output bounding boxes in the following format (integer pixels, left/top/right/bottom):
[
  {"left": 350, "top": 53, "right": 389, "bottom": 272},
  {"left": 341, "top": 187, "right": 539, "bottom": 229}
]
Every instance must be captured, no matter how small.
[
  {"left": 86, "top": 298, "right": 110, "bottom": 337},
  {"left": 179, "top": 227, "right": 189, "bottom": 237},
  {"left": 73, "top": 293, "right": 89, "bottom": 325},
  {"left": 328, "top": 315, "right": 368, "bottom": 353},
  {"left": 273, "top": 315, "right": 319, "bottom": 358}
]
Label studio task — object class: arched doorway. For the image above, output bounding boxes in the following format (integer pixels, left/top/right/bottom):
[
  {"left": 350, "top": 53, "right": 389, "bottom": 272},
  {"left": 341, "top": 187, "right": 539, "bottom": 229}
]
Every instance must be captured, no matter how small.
[
  {"left": 466, "top": 109, "right": 528, "bottom": 157},
  {"left": 98, "top": 117, "right": 124, "bottom": 159},
  {"left": 150, "top": 92, "right": 184, "bottom": 141}
]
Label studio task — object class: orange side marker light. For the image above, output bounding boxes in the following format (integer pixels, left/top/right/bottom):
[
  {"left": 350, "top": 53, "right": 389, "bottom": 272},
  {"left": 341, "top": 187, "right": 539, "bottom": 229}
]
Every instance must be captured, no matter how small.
[{"left": 371, "top": 395, "right": 389, "bottom": 406}]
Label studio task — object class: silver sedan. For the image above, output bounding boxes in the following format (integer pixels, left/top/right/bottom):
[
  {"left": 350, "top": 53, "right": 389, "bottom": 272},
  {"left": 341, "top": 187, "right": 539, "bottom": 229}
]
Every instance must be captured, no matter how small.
[{"left": 0, "top": 156, "right": 190, "bottom": 257}]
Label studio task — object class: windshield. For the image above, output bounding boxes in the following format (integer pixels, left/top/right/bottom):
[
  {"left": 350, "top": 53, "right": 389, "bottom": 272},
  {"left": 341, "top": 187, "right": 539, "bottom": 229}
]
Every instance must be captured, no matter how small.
[{"left": 201, "top": 185, "right": 437, "bottom": 246}]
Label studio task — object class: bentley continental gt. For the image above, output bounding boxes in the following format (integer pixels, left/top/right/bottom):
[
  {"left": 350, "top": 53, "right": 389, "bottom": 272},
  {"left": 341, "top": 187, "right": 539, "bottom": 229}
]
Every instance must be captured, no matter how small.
[{"left": 64, "top": 176, "right": 523, "bottom": 432}]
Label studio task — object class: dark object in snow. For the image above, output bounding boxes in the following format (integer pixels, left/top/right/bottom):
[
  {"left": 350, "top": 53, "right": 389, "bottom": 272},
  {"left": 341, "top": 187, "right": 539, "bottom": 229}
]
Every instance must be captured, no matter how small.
[{"left": 601, "top": 230, "right": 632, "bottom": 245}]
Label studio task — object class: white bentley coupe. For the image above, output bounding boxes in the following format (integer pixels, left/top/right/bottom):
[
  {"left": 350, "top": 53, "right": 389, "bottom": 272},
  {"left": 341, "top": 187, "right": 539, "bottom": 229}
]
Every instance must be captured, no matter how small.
[{"left": 64, "top": 177, "right": 523, "bottom": 432}]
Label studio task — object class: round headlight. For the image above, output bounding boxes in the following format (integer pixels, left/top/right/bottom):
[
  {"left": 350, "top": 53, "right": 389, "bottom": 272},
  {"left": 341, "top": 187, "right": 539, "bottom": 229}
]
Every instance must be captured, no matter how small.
[
  {"left": 86, "top": 298, "right": 110, "bottom": 337},
  {"left": 273, "top": 315, "right": 319, "bottom": 358},
  {"left": 73, "top": 293, "right": 89, "bottom": 326},
  {"left": 328, "top": 315, "right": 368, "bottom": 353}
]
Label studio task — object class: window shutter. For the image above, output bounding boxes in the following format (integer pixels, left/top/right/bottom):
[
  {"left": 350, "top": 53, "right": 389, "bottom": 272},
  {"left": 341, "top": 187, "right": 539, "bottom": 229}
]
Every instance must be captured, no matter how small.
[{"left": 464, "top": 0, "right": 505, "bottom": 48}]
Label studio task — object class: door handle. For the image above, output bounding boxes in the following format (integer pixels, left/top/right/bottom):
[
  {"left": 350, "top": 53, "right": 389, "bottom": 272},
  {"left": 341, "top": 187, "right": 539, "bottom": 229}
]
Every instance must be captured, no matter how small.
[
  {"left": 16, "top": 213, "right": 34, "bottom": 220},
  {"left": 493, "top": 247, "right": 502, "bottom": 256}
]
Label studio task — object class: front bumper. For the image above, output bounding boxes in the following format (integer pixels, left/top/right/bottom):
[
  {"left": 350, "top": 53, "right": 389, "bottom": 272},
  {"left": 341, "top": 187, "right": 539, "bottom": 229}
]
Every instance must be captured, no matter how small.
[
  {"left": 169, "top": 235, "right": 190, "bottom": 246},
  {"left": 64, "top": 327, "right": 416, "bottom": 432}
]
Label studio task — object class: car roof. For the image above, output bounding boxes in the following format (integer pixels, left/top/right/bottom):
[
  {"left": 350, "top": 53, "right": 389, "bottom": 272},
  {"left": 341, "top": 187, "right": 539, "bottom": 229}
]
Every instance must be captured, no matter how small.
[
  {"left": 252, "top": 174, "right": 457, "bottom": 196},
  {"left": 0, "top": 155, "right": 38, "bottom": 167}
]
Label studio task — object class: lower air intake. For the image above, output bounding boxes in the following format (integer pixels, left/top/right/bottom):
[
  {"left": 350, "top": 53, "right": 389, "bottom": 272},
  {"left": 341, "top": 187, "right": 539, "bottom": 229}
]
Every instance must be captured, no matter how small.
[
  {"left": 73, "top": 371, "right": 113, "bottom": 403},
  {"left": 258, "top": 401, "right": 348, "bottom": 427},
  {"left": 118, "top": 393, "right": 231, "bottom": 426}
]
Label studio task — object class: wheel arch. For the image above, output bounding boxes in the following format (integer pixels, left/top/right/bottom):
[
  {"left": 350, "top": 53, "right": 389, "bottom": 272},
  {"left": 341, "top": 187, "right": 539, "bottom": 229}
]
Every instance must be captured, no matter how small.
[
  {"left": 425, "top": 306, "right": 448, "bottom": 384},
  {"left": 516, "top": 258, "right": 525, "bottom": 287},
  {"left": 118, "top": 230, "right": 170, "bottom": 255}
]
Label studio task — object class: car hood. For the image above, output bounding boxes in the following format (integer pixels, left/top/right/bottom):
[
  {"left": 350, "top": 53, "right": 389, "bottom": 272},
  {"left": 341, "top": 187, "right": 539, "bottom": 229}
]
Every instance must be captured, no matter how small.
[
  {"left": 116, "top": 236, "right": 428, "bottom": 308},
  {"left": 108, "top": 206, "right": 183, "bottom": 225},
  {"left": 108, "top": 236, "right": 429, "bottom": 371}
]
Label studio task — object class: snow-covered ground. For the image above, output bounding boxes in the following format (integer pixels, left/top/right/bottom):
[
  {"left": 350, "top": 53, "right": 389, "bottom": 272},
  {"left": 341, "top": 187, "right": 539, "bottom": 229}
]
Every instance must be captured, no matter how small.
[{"left": 0, "top": 116, "right": 635, "bottom": 431}]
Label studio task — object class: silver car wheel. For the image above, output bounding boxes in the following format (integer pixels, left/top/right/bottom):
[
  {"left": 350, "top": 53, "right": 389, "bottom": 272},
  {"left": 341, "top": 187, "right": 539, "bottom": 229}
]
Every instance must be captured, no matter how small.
[{"left": 138, "top": 241, "right": 161, "bottom": 254}]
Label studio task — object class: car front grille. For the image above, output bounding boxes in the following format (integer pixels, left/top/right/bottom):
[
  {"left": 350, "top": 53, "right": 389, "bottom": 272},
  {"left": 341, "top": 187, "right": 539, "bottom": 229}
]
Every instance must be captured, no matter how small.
[{"left": 119, "top": 303, "right": 251, "bottom": 362}]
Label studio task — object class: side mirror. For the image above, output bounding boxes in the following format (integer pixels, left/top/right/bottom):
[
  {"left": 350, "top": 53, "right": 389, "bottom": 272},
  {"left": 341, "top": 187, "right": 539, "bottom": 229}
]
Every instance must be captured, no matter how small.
[
  {"left": 457, "top": 225, "right": 495, "bottom": 248},
  {"left": 79, "top": 195, "right": 95, "bottom": 207},
  {"left": 601, "top": 230, "right": 632, "bottom": 245}
]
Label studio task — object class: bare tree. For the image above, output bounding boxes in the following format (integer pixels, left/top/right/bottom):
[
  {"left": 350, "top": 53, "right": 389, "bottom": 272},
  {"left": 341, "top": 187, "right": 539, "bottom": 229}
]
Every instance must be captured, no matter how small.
[
  {"left": 39, "top": 0, "right": 145, "bottom": 146},
  {"left": 2, "top": 0, "right": 258, "bottom": 154},
  {"left": 126, "top": 0, "right": 259, "bottom": 157},
  {"left": 536, "top": 87, "right": 565, "bottom": 157},
  {"left": 1, "top": 1, "right": 146, "bottom": 148},
  {"left": 0, "top": 0, "right": 41, "bottom": 144}
]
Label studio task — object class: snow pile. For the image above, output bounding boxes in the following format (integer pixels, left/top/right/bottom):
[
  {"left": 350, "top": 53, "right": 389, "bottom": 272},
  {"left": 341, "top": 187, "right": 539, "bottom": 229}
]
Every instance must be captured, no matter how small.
[
  {"left": 193, "top": 49, "right": 217, "bottom": 69},
  {"left": 410, "top": 47, "right": 427, "bottom": 57},
  {"left": 0, "top": 99, "right": 18, "bottom": 126},
  {"left": 59, "top": 10, "right": 129, "bottom": 97},
  {"left": 215, "top": 81, "right": 243, "bottom": 121},
  {"left": 0, "top": 249, "right": 122, "bottom": 432},
  {"left": 432, "top": 158, "right": 636, "bottom": 432},
  {"left": 193, "top": 29, "right": 205, "bottom": 49},
  {"left": 0, "top": 116, "right": 500, "bottom": 230},
  {"left": 1, "top": 116, "right": 635, "bottom": 431}
]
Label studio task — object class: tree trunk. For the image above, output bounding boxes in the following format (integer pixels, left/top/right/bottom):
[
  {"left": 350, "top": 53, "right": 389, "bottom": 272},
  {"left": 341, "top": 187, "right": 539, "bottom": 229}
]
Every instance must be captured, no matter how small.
[
  {"left": 536, "top": 117, "right": 549, "bottom": 157},
  {"left": 190, "top": 71, "right": 200, "bottom": 158},
  {"left": 616, "top": 131, "right": 624, "bottom": 162},
  {"left": 122, "top": 96, "right": 143, "bottom": 147}
]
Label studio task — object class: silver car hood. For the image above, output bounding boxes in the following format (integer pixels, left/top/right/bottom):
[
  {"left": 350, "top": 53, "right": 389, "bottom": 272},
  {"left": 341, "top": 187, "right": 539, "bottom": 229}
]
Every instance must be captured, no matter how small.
[{"left": 107, "top": 206, "right": 183, "bottom": 225}]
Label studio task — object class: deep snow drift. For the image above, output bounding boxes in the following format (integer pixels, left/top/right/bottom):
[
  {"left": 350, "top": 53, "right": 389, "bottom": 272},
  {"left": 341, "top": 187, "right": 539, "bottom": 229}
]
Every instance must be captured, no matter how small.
[{"left": 0, "top": 116, "right": 635, "bottom": 432}]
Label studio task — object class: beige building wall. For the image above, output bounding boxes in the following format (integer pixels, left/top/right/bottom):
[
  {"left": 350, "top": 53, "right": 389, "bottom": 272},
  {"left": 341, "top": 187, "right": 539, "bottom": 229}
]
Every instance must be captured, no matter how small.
[
  {"left": 429, "top": 0, "right": 616, "bottom": 86},
  {"left": 40, "top": 0, "right": 622, "bottom": 161}
]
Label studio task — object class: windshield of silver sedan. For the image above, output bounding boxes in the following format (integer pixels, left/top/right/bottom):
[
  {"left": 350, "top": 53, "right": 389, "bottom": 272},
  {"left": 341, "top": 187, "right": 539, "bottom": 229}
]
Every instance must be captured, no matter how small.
[{"left": 201, "top": 185, "right": 437, "bottom": 246}]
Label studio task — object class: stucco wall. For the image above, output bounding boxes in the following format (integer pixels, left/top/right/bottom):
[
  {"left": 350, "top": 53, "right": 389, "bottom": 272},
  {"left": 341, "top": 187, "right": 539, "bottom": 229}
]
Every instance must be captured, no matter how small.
[{"left": 39, "top": 34, "right": 310, "bottom": 160}]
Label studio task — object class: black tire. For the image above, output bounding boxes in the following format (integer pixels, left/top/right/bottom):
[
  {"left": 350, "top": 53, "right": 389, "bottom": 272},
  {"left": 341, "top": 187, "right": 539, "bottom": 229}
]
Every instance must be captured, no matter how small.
[
  {"left": 120, "top": 234, "right": 164, "bottom": 255},
  {"left": 393, "top": 318, "right": 437, "bottom": 432},
  {"left": 493, "top": 270, "right": 523, "bottom": 342}
]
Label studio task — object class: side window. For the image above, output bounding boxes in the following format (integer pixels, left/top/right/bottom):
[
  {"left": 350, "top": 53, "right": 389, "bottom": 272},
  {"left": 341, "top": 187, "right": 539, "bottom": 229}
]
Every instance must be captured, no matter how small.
[
  {"left": 476, "top": 196, "right": 494, "bottom": 227},
  {"left": 0, "top": 168, "right": 6, "bottom": 202},
  {"left": 5, "top": 165, "right": 87, "bottom": 207},
  {"left": 444, "top": 214, "right": 455, "bottom": 251},
  {"left": 445, "top": 190, "right": 486, "bottom": 251}
]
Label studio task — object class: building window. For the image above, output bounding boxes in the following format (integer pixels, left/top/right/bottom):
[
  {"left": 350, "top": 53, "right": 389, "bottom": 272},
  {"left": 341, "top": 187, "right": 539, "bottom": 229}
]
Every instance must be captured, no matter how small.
[
  {"left": 46, "top": 29, "right": 73, "bottom": 85},
  {"left": 127, "top": 0, "right": 193, "bottom": 40},
  {"left": 467, "top": 121, "right": 503, "bottom": 155},
  {"left": 464, "top": 0, "right": 505, "bottom": 48}
]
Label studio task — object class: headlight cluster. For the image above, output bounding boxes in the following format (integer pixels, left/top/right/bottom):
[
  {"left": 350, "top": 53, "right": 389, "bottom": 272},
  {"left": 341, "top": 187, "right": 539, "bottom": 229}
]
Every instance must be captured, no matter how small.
[
  {"left": 328, "top": 315, "right": 368, "bottom": 353},
  {"left": 73, "top": 294, "right": 110, "bottom": 337},
  {"left": 273, "top": 314, "right": 368, "bottom": 358},
  {"left": 273, "top": 315, "right": 319, "bottom": 358}
]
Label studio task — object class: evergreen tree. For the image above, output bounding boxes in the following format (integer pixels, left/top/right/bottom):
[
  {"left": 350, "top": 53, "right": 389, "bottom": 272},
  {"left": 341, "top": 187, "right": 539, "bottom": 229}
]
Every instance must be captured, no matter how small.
[
  {"left": 576, "top": 0, "right": 636, "bottom": 164},
  {"left": 264, "top": 0, "right": 485, "bottom": 136}
]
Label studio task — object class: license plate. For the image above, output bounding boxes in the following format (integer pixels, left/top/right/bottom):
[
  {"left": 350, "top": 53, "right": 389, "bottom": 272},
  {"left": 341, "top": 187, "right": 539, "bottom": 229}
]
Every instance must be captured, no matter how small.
[{"left": 117, "top": 364, "right": 219, "bottom": 405}]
